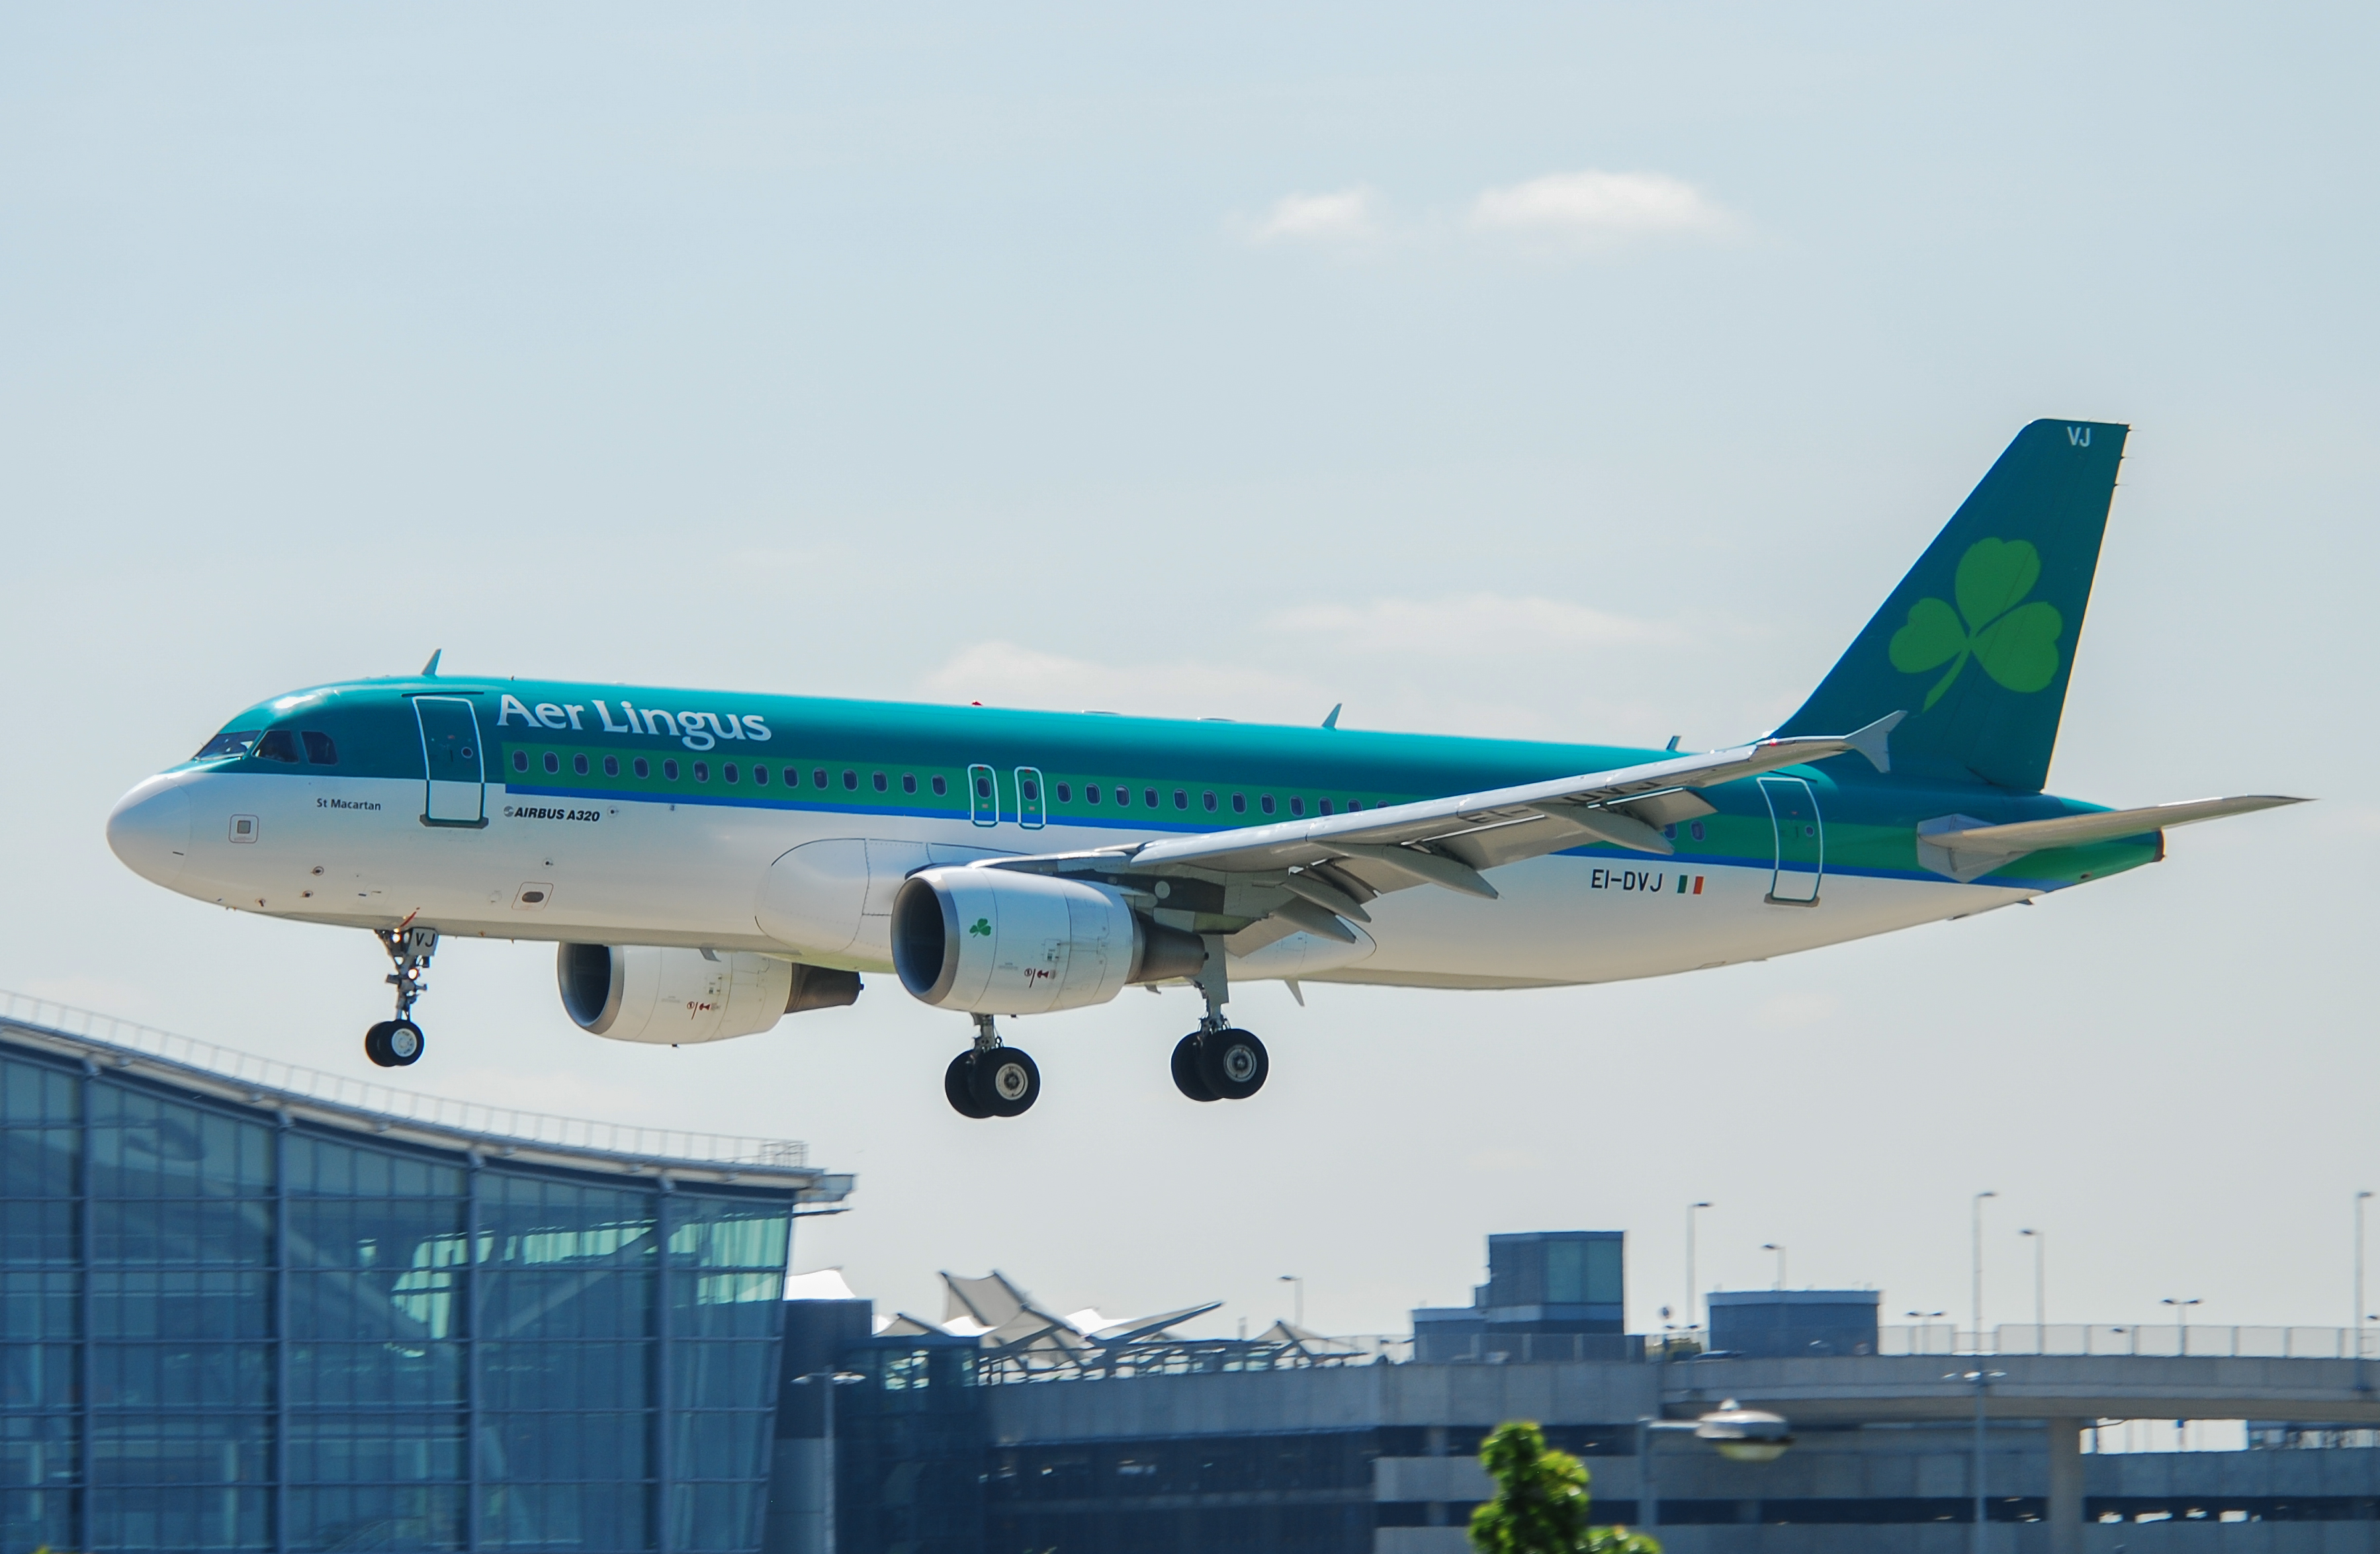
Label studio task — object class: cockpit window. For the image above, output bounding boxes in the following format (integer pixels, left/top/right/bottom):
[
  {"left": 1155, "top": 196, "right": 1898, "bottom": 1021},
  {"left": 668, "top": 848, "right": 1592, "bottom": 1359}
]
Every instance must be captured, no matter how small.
[
  {"left": 302, "top": 731, "right": 337, "bottom": 765},
  {"left": 253, "top": 729, "right": 302, "bottom": 763},
  {"left": 195, "top": 728, "right": 261, "bottom": 760}
]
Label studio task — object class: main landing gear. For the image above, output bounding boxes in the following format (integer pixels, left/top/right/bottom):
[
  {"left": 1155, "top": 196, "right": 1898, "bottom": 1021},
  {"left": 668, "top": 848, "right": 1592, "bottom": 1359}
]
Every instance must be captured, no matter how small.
[
  {"left": 945, "top": 1014, "right": 1041, "bottom": 1119},
  {"left": 1170, "top": 934, "right": 1267, "bottom": 1104},
  {"left": 365, "top": 925, "right": 437, "bottom": 1069}
]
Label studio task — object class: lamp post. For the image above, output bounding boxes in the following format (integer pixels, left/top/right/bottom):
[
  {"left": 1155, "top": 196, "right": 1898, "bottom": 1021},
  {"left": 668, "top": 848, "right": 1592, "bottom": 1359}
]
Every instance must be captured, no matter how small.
[
  {"left": 1636, "top": 1401, "right": 1793, "bottom": 1530},
  {"left": 1687, "top": 1201, "right": 1711, "bottom": 1336},
  {"left": 1947, "top": 1366, "right": 2006, "bottom": 1554},
  {"left": 1762, "top": 1243, "right": 1786, "bottom": 1291},
  {"left": 791, "top": 1369, "right": 867, "bottom": 1554},
  {"left": 2019, "top": 1229, "right": 2045, "bottom": 1346},
  {"left": 1280, "top": 1274, "right": 1303, "bottom": 1330},
  {"left": 2163, "top": 1297, "right": 2201, "bottom": 1352},
  {"left": 1971, "top": 1191, "right": 1997, "bottom": 1353},
  {"left": 2357, "top": 1192, "right": 2372, "bottom": 1363},
  {"left": 1908, "top": 1309, "right": 1946, "bottom": 1356}
]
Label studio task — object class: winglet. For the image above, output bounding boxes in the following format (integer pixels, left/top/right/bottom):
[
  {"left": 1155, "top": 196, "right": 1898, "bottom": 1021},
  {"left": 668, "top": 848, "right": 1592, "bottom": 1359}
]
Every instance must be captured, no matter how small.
[
  {"left": 1845, "top": 710, "right": 1905, "bottom": 773},
  {"left": 421, "top": 649, "right": 443, "bottom": 677},
  {"left": 1321, "top": 703, "right": 1342, "bottom": 730}
]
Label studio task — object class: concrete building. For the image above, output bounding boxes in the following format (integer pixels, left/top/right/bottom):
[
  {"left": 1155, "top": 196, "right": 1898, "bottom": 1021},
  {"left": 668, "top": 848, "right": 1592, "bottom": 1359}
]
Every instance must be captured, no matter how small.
[{"left": 0, "top": 995, "right": 852, "bottom": 1554}]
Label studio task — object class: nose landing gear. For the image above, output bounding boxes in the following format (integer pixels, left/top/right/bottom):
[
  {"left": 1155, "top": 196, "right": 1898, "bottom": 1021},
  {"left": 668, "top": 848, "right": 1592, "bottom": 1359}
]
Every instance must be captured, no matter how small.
[
  {"left": 945, "top": 1014, "right": 1040, "bottom": 1119},
  {"left": 365, "top": 925, "right": 438, "bottom": 1069}
]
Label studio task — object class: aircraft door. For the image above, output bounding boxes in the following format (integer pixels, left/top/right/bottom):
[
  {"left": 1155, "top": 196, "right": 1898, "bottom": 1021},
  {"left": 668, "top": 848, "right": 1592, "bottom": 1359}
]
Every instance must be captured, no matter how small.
[
  {"left": 414, "top": 697, "right": 487, "bottom": 827},
  {"left": 967, "top": 765, "right": 998, "bottom": 827},
  {"left": 1758, "top": 776, "right": 1822, "bottom": 904},
  {"left": 1015, "top": 767, "right": 1045, "bottom": 830}
]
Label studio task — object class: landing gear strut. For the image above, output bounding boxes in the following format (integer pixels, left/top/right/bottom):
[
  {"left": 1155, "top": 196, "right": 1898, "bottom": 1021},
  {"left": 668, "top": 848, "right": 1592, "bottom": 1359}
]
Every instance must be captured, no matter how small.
[
  {"left": 1169, "top": 935, "right": 1268, "bottom": 1103},
  {"left": 365, "top": 924, "right": 437, "bottom": 1069},
  {"left": 945, "top": 1013, "right": 1040, "bottom": 1119}
]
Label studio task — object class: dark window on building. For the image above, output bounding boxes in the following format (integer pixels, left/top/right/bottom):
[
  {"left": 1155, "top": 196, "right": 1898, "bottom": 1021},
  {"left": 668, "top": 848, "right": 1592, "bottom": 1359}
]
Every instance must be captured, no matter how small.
[
  {"left": 932, "top": 775, "right": 948, "bottom": 796},
  {"left": 254, "top": 730, "right": 301, "bottom": 763},
  {"left": 664, "top": 759, "right": 680, "bottom": 781},
  {"left": 543, "top": 752, "right": 560, "bottom": 775},
  {"left": 724, "top": 763, "right": 739, "bottom": 784},
  {"left": 693, "top": 762, "right": 709, "bottom": 783},
  {"left": 512, "top": 750, "right": 529, "bottom": 773},
  {"left": 873, "top": 773, "right": 887, "bottom": 793},
  {"left": 302, "top": 732, "right": 337, "bottom": 765},
  {"left": 603, "top": 755, "right": 619, "bottom": 777},
  {"left": 574, "top": 754, "right": 589, "bottom": 776},
  {"left": 635, "top": 757, "right": 650, "bottom": 779}
]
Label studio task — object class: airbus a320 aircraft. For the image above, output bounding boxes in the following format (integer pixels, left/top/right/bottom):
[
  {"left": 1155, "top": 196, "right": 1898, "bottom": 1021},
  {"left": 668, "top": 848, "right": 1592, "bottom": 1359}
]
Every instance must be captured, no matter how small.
[{"left": 107, "top": 421, "right": 2300, "bottom": 1118}]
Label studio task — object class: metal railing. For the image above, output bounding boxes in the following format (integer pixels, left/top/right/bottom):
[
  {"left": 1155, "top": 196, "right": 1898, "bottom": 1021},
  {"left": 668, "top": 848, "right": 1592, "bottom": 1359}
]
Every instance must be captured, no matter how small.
[
  {"left": 0, "top": 989, "right": 809, "bottom": 1172},
  {"left": 1879, "top": 1324, "right": 2378, "bottom": 1360},
  {"left": 975, "top": 1332, "right": 1413, "bottom": 1383}
]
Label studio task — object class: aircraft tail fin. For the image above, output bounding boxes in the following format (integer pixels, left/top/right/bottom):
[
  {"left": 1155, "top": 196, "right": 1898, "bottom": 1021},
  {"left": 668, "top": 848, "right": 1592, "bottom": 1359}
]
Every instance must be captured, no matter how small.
[{"left": 1776, "top": 419, "right": 2128, "bottom": 792}]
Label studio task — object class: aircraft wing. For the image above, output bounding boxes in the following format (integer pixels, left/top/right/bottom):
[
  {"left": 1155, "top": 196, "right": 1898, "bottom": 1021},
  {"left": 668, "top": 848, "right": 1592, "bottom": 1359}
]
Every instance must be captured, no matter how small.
[{"left": 987, "top": 713, "right": 1902, "bottom": 903}]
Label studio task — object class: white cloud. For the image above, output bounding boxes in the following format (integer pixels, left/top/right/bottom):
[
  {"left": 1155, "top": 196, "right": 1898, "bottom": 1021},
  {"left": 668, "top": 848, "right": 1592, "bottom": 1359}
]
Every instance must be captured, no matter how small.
[
  {"left": 1469, "top": 169, "right": 1734, "bottom": 249},
  {"left": 1267, "top": 593, "right": 1679, "bottom": 658},
  {"left": 1239, "top": 186, "right": 1381, "bottom": 245}
]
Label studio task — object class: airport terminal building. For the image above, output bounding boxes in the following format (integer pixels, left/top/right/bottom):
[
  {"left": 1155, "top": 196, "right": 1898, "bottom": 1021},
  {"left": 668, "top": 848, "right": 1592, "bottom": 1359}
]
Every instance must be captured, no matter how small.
[{"left": 0, "top": 997, "right": 852, "bottom": 1554}]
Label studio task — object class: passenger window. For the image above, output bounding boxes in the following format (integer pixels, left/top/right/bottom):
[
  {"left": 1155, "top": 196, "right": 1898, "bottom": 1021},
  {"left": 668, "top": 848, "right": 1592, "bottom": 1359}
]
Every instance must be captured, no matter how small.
[
  {"left": 694, "top": 761, "right": 710, "bottom": 782},
  {"left": 932, "top": 774, "right": 947, "bottom": 796},
  {"left": 302, "top": 731, "right": 337, "bottom": 765},
  {"left": 1691, "top": 821, "right": 1705, "bottom": 841},
  {"left": 813, "top": 769, "right": 827, "bottom": 789},
  {"left": 574, "top": 754, "right": 589, "bottom": 776},
  {"left": 513, "top": 750, "right": 529, "bottom": 773},
  {"left": 1260, "top": 795, "right": 1274, "bottom": 814},
  {"left": 254, "top": 729, "right": 300, "bottom": 763},
  {"left": 1022, "top": 777, "right": 1039, "bottom": 800},
  {"left": 1086, "top": 785, "right": 1102, "bottom": 805},
  {"left": 1320, "top": 799, "right": 1333, "bottom": 815},
  {"left": 1348, "top": 800, "right": 1362, "bottom": 811},
  {"left": 1290, "top": 797, "right": 1304, "bottom": 817},
  {"left": 844, "top": 770, "right": 858, "bottom": 791},
  {"left": 604, "top": 755, "right": 619, "bottom": 777},
  {"left": 1174, "top": 790, "right": 1187, "bottom": 810},
  {"left": 543, "top": 752, "right": 560, "bottom": 775},
  {"left": 873, "top": 772, "right": 887, "bottom": 793},
  {"left": 1203, "top": 791, "right": 1217, "bottom": 812},
  {"left": 975, "top": 775, "right": 992, "bottom": 799},
  {"left": 1231, "top": 793, "right": 1245, "bottom": 814},
  {"left": 1144, "top": 789, "right": 1158, "bottom": 808},
  {"left": 1056, "top": 783, "right": 1071, "bottom": 803},
  {"left": 634, "top": 757, "right": 650, "bottom": 779},
  {"left": 193, "top": 728, "right": 260, "bottom": 760},
  {"left": 724, "top": 763, "right": 739, "bottom": 784},
  {"left": 664, "top": 759, "right": 680, "bottom": 781}
]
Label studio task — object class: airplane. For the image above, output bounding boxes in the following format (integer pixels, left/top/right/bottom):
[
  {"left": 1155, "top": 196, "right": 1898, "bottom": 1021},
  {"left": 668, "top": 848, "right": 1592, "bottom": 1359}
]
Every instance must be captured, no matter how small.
[{"left": 106, "top": 420, "right": 2302, "bottom": 1119}]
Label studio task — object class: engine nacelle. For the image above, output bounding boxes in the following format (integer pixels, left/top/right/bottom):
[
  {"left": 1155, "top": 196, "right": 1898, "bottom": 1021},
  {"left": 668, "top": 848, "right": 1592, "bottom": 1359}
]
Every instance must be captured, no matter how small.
[
  {"left": 557, "top": 945, "right": 860, "bottom": 1044},
  {"left": 891, "top": 867, "right": 1206, "bottom": 1015}
]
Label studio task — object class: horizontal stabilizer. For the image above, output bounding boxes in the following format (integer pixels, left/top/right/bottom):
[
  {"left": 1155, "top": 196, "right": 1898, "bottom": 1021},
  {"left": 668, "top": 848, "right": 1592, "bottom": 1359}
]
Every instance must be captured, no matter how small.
[{"left": 1918, "top": 795, "right": 2305, "bottom": 881}]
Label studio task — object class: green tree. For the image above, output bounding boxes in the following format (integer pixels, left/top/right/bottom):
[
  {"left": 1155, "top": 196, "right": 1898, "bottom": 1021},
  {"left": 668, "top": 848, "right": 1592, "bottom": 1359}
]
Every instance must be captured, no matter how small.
[{"left": 1468, "top": 1421, "right": 1660, "bottom": 1554}]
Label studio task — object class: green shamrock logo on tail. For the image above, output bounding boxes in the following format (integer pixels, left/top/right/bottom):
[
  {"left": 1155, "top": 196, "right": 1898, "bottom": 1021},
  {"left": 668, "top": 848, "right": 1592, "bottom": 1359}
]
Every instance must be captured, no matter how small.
[{"left": 1889, "top": 538, "right": 2064, "bottom": 710}]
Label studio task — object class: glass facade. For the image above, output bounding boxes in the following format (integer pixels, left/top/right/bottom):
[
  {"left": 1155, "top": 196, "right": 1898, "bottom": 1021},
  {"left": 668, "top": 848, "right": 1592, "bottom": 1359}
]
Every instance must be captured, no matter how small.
[{"left": 1, "top": 1040, "right": 795, "bottom": 1553}]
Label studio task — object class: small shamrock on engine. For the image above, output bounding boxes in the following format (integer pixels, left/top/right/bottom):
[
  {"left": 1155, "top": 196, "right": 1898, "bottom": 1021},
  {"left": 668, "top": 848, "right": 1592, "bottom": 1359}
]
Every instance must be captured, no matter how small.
[{"left": 1889, "top": 537, "right": 2064, "bottom": 711}]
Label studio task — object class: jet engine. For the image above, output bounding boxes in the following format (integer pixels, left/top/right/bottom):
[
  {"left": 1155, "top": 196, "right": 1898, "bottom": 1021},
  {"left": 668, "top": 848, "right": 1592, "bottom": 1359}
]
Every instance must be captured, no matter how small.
[
  {"left": 891, "top": 867, "right": 1206, "bottom": 1015},
  {"left": 557, "top": 944, "right": 860, "bottom": 1044}
]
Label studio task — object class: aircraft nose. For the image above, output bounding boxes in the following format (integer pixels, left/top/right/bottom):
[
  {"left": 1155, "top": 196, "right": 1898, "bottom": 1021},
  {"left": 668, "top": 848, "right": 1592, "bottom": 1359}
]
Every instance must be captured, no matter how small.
[{"left": 108, "top": 777, "right": 192, "bottom": 886}]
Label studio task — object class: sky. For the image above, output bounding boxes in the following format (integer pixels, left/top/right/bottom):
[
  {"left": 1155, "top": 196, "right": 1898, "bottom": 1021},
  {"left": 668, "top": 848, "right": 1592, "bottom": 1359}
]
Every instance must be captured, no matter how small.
[{"left": 3, "top": 3, "right": 2375, "bottom": 1344}]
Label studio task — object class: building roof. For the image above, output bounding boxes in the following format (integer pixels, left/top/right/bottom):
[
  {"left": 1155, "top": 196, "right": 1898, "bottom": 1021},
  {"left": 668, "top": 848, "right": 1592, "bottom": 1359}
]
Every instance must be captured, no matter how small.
[{"left": 0, "top": 990, "right": 854, "bottom": 1197}]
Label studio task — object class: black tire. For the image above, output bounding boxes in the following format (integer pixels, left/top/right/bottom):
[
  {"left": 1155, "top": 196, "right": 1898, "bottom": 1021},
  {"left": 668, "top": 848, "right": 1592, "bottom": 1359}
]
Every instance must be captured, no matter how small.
[
  {"left": 1198, "top": 1027, "right": 1268, "bottom": 1101},
  {"left": 1170, "top": 1033, "right": 1219, "bottom": 1102},
  {"left": 971, "top": 1047, "right": 1040, "bottom": 1117},
  {"left": 363, "top": 1021, "right": 395, "bottom": 1068},
  {"left": 945, "top": 1052, "right": 992, "bottom": 1119},
  {"left": 384, "top": 1019, "right": 425, "bottom": 1066}
]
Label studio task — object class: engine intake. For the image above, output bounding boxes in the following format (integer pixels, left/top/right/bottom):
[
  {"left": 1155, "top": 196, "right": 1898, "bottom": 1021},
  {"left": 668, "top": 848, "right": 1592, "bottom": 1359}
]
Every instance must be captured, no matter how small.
[
  {"left": 558, "top": 945, "right": 859, "bottom": 1044},
  {"left": 891, "top": 867, "right": 1205, "bottom": 1014}
]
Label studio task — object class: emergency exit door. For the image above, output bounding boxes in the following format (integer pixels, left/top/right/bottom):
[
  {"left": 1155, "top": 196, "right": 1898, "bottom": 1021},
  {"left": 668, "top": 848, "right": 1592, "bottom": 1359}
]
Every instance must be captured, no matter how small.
[
  {"left": 1758, "top": 775, "right": 1822, "bottom": 904},
  {"left": 414, "top": 697, "right": 487, "bottom": 827}
]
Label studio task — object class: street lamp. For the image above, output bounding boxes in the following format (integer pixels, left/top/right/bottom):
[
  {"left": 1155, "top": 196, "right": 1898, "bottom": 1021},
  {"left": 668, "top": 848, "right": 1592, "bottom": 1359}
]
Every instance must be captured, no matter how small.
[
  {"left": 2356, "top": 1191, "right": 2373, "bottom": 1360},
  {"left": 2163, "top": 1296, "right": 2202, "bottom": 1352},
  {"left": 1687, "top": 1202, "right": 1712, "bottom": 1334},
  {"left": 1635, "top": 1401, "right": 1793, "bottom": 1530},
  {"left": 1279, "top": 1274, "right": 1303, "bottom": 1330},
  {"left": 2019, "top": 1229, "right": 2045, "bottom": 1344},
  {"left": 1971, "top": 1191, "right": 1997, "bottom": 1352},
  {"left": 789, "top": 1369, "right": 867, "bottom": 1554},
  {"left": 1908, "top": 1309, "right": 1946, "bottom": 1355},
  {"left": 1946, "top": 1367, "right": 2007, "bottom": 1554},
  {"left": 1762, "top": 1243, "right": 1786, "bottom": 1291}
]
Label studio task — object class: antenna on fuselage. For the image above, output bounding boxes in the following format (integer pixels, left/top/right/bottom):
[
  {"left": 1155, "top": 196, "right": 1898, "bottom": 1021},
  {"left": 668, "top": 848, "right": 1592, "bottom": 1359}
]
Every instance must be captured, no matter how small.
[
  {"left": 1321, "top": 703, "right": 1342, "bottom": 730},
  {"left": 421, "top": 649, "right": 443, "bottom": 677}
]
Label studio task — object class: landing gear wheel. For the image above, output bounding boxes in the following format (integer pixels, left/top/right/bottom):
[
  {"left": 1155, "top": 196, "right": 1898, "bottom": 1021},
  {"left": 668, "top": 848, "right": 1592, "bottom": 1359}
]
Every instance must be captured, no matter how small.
[
  {"left": 1197, "top": 1027, "right": 1267, "bottom": 1101},
  {"left": 971, "top": 1047, "right": 1040, "bottom": 1117},
  {"left": 364, "top": 1021, "right": 394, "bottom": 1067},
  {"left": 1170, "top": 1033, "right": 1219, "bottom": 1102},
  {"left": 944, "top": 1052, "right": 992, "bottom": 1119},
  {"left": 364, "top": 1019, "right": 424, "bottom": 1068}
]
